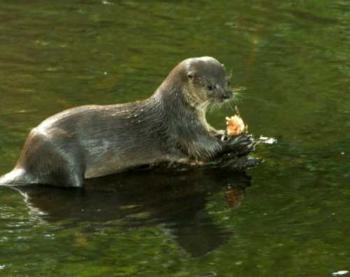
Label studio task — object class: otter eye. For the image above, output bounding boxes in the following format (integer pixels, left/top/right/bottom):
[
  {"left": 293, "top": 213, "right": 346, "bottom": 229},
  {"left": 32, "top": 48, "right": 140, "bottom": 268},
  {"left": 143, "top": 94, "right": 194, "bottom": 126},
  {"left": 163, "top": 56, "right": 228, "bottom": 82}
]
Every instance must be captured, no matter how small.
[{"left": 207, "top": 85, "right": 214, "bottom": 91}]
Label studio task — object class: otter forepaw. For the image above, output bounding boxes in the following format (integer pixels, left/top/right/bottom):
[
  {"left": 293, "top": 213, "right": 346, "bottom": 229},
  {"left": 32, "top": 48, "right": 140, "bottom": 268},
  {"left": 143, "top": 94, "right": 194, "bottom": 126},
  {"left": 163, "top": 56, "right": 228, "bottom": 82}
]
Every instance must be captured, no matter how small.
[{"left": 223, "top": 134, "right": 255, "bottom": 156}]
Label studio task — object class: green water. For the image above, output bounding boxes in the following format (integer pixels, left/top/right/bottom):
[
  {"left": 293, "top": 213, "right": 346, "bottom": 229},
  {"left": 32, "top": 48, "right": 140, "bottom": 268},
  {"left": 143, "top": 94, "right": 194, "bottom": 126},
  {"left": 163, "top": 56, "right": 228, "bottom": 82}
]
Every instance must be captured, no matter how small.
[{"left": 1, "top": 1, "right": 350, "bottom": 276}]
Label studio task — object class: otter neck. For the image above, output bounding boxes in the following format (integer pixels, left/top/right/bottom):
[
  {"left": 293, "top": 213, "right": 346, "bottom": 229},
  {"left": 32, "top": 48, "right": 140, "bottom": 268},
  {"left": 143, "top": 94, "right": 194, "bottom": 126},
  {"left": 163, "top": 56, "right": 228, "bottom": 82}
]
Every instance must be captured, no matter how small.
[{"left": 153, "top": 83, "right": 211, "bottom": 132}]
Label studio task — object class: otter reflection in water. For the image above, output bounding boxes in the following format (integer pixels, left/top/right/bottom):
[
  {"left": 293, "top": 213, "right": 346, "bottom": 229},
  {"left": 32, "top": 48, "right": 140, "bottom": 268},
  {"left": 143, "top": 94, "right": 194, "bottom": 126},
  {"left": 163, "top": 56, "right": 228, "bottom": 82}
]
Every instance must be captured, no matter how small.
[{"left": 11, "top": 167, "right": 250, "bottom": 257}]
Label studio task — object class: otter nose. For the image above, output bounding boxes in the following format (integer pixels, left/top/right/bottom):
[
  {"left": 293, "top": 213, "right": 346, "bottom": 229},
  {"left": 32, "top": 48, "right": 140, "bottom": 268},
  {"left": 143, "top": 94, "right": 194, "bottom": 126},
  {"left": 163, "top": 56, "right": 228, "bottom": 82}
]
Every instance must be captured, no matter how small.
[{"left": 222, "top": 89, "right": 233, "bottom": 100}]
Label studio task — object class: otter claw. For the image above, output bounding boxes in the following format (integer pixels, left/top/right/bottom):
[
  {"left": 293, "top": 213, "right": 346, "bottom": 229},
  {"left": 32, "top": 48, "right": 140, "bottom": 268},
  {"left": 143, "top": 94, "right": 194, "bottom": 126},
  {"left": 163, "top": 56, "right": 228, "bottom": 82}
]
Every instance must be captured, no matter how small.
[{"left": 223, "top": 134, "right": 255, "bottom": 155}]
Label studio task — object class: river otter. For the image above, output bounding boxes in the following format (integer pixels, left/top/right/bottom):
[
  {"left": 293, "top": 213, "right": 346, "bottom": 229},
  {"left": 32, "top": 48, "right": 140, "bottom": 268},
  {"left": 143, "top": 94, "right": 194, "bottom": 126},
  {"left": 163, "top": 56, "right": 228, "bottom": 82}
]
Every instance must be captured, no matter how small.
[{"left": 0, "top": 56, "right": 253, "bottom": 187}]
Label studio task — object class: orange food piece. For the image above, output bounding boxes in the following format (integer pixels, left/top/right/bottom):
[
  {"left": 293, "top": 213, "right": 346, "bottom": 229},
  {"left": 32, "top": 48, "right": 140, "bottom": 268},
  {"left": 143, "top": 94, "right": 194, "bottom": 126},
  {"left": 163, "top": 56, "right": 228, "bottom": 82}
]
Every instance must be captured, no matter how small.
[{"left": 226, "top": 115, "right": 245, "bottom": 136}]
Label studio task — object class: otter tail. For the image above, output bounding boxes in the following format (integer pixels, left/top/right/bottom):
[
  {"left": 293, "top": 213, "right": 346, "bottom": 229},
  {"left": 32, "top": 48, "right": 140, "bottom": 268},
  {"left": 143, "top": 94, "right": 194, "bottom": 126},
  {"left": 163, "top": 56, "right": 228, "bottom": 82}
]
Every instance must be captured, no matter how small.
[{"left": 0, "top": 169, "right": 29, "bottom": 186}]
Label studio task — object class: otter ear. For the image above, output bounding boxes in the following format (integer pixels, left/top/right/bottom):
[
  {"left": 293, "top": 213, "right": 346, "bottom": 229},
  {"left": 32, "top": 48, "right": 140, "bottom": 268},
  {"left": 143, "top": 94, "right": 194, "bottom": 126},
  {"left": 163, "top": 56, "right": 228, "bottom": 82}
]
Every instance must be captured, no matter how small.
[{"left": 187, "top": 71, "right": 195, "bottom": 80}]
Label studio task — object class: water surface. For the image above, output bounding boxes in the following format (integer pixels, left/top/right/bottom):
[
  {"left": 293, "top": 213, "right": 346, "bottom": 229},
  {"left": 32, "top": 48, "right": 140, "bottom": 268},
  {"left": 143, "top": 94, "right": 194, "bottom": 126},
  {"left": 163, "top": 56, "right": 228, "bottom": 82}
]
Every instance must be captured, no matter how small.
[{"left": 0, "top": 1, "right": 350, "bottom": 276}]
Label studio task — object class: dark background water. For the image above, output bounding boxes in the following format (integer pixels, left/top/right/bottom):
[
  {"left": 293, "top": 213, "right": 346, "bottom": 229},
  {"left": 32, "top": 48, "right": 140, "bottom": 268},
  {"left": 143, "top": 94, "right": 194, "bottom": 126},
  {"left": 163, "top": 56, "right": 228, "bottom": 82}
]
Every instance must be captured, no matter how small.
[{"left": 0, "top": 1, "right": 350, "bottom": 276}]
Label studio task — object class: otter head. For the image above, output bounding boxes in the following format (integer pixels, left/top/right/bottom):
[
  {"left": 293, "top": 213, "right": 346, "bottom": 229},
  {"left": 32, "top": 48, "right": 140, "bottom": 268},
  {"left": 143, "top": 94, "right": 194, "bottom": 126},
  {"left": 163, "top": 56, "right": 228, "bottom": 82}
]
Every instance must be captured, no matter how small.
[{"left": 183, "top": 57, "right": 233, "bottom": 109}]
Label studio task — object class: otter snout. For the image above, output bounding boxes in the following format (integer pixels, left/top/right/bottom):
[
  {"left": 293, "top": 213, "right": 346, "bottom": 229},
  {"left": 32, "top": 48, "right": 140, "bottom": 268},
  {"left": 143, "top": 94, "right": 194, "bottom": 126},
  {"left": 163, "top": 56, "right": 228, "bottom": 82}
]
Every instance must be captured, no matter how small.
[
  {"left": 219, "top": 88, "right": 233, "bottom": 102},
  {"left": 223, "top": 90, "right": 233, "bottom": 99}
]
